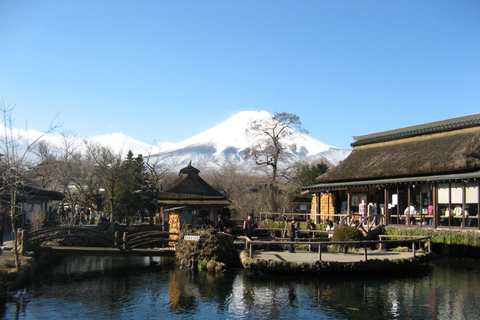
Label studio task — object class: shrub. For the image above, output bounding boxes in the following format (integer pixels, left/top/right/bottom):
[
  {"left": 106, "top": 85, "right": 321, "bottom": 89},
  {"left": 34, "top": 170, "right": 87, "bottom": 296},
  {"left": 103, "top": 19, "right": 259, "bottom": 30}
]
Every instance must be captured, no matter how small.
[
  {"left": 30, "top": 210, "right": 46, "bottom": 231},
  {"left": 331, "top": 226, "right": 364, "bottom": 253}
]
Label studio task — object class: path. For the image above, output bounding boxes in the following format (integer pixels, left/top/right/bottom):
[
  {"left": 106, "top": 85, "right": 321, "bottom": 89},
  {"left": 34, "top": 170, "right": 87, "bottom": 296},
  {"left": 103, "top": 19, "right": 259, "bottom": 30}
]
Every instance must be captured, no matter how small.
[{"left": 253, "top": 250, "right": 423, "bottom": 263}]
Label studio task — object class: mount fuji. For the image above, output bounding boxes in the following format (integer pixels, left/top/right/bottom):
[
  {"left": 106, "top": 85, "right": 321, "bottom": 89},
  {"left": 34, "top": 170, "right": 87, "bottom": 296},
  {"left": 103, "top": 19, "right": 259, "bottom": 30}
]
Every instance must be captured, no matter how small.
[{"left": 150, "top": 111, "right": 350, "bottom": 172}]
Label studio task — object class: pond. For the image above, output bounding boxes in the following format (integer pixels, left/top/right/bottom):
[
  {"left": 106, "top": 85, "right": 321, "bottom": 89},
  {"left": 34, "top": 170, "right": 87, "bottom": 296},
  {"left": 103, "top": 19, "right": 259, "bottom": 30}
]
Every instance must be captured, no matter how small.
[{"left": 2, "top": 256, "right": 480, "bottom": 319}]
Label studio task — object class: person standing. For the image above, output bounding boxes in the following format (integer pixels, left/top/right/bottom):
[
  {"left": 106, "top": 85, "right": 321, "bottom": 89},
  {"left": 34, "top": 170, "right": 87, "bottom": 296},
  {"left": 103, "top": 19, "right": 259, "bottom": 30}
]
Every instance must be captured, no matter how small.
[
  {"left": 243, "top": 214, "right": 255, "bottom": 238},
  {"left": 306, "top": 219, "right": 316, "bottom": 238},
  {"left": 288, "top": 219, "right": 296, "bottom": 253}
]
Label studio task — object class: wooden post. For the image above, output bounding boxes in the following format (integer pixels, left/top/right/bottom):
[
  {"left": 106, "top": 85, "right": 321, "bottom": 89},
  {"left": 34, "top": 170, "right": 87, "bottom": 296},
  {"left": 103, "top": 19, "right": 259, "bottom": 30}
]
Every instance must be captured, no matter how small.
[
  {"left": 379, "top": 235, "right": 383, "bottom": 250},
  {"left": 115, "top": 231, "right": 120, "bottom": 247},
  {"left": 17, "top": 229, "right": 24, "bottom": 254},
  {"left": 412, "top": 241, "right": 416, "bottom": 257},
  {"left": 123, "top": 232, "right": 128, "bottom": 250},
  {"left": 17, "top": 228, "right": 23, "bottom": 248},
  {"left": 249, "top": 242, "right": 252, "bottom": 258},
  {"left": 318, "top": 242, "right": 322, "bottom": 261},
  {"left": 384, "top": 188, "right": 389, "bottom": 226},
  {"left": 428, "top": 238, "right": 431, "bottom": 253},
  {"left": 364, "top": 243, "right": 368, "bottom": 261},
  {"left": 347, "top": 190, "right": 351, "bottom": 217}
]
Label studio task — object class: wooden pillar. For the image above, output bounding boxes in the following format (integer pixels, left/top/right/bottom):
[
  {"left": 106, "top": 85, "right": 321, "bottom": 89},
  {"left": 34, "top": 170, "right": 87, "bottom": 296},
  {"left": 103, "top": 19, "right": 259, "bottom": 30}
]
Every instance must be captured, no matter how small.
[
  {"left": 433, "top": 183, "right": 437, "bottom": 228},
  {"left": 419, "top": 188, "right": 423, "bottom": 227},
  {"left": 364, "top": 243, "right": 368, "bottom": 261},
  {"left": 318, "top": 242, "right": 322, "bottom": 261},
  {"left": 462, "top": 181, "right": 466, "bottom": 229},
  {"left": 347, "top": 190, "right": 351, "bottom": 216},
  {"left": 123, "top": 232, "right": 128, "bottom": 250},
  {"left": 478, "top": 181, "right": 480, "bottom": 230},
  {"left": 384, "top": 188, "right": 389, "bottom": 226},
  {"left": 407, "top": 186, "right": 411, "bottom": 225}
]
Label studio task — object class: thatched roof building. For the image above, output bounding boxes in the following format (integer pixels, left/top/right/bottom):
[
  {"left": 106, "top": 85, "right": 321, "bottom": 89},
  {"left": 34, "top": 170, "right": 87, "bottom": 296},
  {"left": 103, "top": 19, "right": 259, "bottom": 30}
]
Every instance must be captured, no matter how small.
[
  {"left": 316, "top": 114, "right": 480, "bottom": 184},
  {"left": 303, "top": 114, "right": 480, "bottom": 230},
  {"left": 158, "top": 163, "right": 230, "bottom": 231},
  {"left": 158, "top": 163, "right": 230, "bottom": 208}
]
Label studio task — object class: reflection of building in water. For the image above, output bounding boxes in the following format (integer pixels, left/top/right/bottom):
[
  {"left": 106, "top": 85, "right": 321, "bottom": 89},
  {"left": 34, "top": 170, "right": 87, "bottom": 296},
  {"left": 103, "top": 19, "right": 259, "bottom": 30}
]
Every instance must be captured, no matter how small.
[
  {"left": 158, "top": 163, "right": 230, "bottom": 239},
  {"left": 304, "top": 113, "right": 480, "bottom": 230}
]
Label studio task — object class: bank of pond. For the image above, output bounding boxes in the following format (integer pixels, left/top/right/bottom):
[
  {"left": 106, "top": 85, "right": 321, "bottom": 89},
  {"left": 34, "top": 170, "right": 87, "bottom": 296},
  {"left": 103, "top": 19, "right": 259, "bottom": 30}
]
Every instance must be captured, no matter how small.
[{"left": 2, "top": 225, "right": 480, "bottom": 302}]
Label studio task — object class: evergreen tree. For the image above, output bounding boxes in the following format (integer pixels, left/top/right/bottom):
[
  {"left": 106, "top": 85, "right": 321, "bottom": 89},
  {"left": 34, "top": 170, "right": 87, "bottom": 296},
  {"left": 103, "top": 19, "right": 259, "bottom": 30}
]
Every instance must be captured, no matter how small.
[{"left": 116, "top": 150, "right": 144, "bottom": 224}]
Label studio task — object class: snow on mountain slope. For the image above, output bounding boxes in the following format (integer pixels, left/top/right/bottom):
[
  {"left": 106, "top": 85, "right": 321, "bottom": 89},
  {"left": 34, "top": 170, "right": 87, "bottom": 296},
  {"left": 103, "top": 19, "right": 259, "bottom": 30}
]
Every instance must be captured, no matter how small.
[
  {"left": 0, "top": 111, "right": 351, "bottom": 173},
  {"left": 0, "top": 125, "right": 161, "bottom": 159},
  {"left": 153, "top": 110, "right": 351, "bottom": 172}
]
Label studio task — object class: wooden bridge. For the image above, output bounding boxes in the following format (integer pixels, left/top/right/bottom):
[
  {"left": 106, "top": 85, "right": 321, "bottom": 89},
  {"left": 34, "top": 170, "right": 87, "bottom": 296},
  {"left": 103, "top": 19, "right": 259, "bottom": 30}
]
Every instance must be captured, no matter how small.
[{"left": 17, "top": 227, "right": 178, "bottom": 257}]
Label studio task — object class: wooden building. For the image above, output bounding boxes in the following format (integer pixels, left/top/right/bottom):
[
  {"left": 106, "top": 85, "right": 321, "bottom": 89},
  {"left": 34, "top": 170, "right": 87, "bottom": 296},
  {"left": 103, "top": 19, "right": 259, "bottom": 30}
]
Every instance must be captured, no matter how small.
[
  {"left": 158, "top": 163, "right": 230, "bottom": 233},
  {"left": 1, "top": 185, "right": 65, "bottom": 228},
  {"left": 303, "top": 113, "right": 480, "bottom": 229}
]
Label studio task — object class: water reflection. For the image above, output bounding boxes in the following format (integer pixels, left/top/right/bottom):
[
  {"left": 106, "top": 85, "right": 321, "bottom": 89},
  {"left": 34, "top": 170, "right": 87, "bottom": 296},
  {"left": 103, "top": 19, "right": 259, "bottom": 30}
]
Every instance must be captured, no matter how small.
[{"left": 2, "top": 257, "right": 480, "bottom": 319}]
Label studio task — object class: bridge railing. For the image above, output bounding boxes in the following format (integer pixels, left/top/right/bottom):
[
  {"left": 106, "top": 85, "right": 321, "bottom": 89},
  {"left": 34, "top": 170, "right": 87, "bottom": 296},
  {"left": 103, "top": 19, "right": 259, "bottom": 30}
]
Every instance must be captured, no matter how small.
[
  {"left": 19, "top": 227, "right": 179, "bottom": 254},
  {"left": 244, "top": 235, "right": 431, "bottom": 262}
]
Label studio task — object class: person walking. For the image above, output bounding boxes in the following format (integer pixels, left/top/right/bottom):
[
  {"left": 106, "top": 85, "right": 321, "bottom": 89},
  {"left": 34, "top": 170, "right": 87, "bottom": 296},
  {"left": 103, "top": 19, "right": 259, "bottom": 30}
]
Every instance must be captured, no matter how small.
[{"left": 288, "top": 219, "right": 296, "bottom": 253}]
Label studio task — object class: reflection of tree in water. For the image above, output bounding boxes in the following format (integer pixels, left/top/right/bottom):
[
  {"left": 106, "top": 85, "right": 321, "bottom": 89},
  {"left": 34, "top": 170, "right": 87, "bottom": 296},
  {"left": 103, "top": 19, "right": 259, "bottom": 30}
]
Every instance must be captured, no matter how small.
[
  {"left": 168, "top": 269, "right": 235, "bottom": 314},
  {"left": 239, "top": 271, "right": 297, "bottom": 319}
]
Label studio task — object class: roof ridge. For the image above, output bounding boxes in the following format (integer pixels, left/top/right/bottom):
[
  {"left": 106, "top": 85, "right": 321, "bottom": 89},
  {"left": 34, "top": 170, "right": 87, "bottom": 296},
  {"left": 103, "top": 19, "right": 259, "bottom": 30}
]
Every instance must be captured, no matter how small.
[{"left": 352, "top": 113, "right": 480, "bottom": 147}]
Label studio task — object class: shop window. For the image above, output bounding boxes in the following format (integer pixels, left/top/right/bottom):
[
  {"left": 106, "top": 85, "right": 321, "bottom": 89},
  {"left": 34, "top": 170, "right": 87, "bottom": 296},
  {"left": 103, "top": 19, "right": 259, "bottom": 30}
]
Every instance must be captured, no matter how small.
[
  {"left": 350, "top": 193, "right": 367, "bottom": 221},
  {"left": 466, "top": 182, "right": 479, "bottom": 228},
  {"left": 437, "top": 183, "right": 450, "bottom": 227},
  {"left": 387, "top": 190, "right": 399, "bottom": 225},
  {"left": 422, "top": 184, "right": 434, "bottom": 226},
  {"left": 398, "top": 186, "right": 408, "bottom": 225},
  {"left": 410, "top": 185, "right": 421, "bottom": 226},
  {"left": 450, "top": 183, "right": 463, "bottom": 227}
]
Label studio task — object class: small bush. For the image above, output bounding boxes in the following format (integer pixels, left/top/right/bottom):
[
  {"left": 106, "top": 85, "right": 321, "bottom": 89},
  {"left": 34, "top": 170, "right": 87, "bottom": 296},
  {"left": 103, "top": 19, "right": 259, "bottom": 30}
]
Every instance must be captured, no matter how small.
[
  {"left": 331, "top": 226, "right": 364, "bottom": 253},
  {"left": 258, "top": 219, "right": 286, "bottom": 229}
]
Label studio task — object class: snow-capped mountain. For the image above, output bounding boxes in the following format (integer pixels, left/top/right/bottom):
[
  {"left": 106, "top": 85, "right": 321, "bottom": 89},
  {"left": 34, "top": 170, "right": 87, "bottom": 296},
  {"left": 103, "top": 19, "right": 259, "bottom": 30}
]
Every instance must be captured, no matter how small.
[
  {"left": 151, "top": 111, "right": 350, "bottom": 172},
  {"left": 0, "top": 111, "right": 350, "bottom": 173}
]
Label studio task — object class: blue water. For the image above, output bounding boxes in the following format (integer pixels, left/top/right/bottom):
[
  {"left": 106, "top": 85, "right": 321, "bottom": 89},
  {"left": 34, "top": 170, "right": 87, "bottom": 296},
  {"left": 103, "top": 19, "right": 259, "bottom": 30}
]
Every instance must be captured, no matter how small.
[{"left": 2, "top": 256, "right": 480, "bottom": 319}]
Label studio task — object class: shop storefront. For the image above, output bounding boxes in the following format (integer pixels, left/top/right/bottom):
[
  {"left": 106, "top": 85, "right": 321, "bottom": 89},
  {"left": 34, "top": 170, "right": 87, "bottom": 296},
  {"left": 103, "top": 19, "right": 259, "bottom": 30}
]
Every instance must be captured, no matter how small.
[{"left": 303, "top": 113, "right": 480, "bottom": 230}]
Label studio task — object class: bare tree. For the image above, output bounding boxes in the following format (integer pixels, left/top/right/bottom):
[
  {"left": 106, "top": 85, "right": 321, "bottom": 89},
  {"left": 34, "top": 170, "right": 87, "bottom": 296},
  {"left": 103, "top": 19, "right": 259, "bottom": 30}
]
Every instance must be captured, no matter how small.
[
  {"left": 0, "top": 100, "right": 59, "bottom": 269},
  {"left": 245, "top": 112, "right": 307, "bottom": 212},
  {"left": 206, "top": 163, "right": 243, "bottom": 199},
  {"left": 143, "top": 154, "right": 178, "bottom": 224},
  {"left": 32, "top": 140, "right": 57, "bottom": 190},
  {"left": 85, "top": 142, "right": 123, "bottom": 223}
]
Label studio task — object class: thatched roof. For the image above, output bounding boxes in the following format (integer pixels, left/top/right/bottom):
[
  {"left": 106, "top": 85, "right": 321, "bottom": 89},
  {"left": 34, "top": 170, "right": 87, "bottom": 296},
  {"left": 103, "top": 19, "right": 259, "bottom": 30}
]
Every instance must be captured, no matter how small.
[
  {"left": 0, "top": 185, "right": 65, "bottom": 201},
  {"left": 352, "top": 113, "right": 480, "bottom": 147},
  {"left": 316, "top": 127, "right": 480, "bottom": 183},
  {"left": 158, "top": 163, "right": 230, "bottom": 207}
]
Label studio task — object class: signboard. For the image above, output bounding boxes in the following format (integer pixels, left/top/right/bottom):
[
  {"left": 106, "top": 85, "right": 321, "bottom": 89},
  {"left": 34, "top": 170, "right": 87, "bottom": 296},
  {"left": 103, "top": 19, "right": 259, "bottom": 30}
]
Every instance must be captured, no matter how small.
[{"left": 184, "top": 235, "right": 200, "bottom": 242}]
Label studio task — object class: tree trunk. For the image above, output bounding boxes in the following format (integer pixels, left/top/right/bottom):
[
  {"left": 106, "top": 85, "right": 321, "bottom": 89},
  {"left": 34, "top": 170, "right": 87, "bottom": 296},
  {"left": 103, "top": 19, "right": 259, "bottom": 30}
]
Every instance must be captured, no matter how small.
[{"left": 10, "top": 190, "right": 20, "bottom": 271}]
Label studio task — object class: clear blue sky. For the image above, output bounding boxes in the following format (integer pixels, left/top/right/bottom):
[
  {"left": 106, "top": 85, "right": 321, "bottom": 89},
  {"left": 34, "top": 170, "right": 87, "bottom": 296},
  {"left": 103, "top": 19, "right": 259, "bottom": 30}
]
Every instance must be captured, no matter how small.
[{"left": 0, "top": 1, "right": 479, "bottom": 149}]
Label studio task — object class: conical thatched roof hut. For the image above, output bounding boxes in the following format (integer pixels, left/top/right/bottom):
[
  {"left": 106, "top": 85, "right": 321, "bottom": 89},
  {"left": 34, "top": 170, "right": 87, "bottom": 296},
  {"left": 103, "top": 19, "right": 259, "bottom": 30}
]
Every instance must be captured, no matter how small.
[{"left": 158, "top": 163, "right": 230, "bottom": 232}]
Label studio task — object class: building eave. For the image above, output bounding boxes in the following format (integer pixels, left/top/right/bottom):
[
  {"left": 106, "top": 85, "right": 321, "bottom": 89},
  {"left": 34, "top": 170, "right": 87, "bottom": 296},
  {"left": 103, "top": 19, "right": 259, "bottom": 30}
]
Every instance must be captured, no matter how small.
[{"left": 303, "top": 170, "right": 480, "bottom": 193}]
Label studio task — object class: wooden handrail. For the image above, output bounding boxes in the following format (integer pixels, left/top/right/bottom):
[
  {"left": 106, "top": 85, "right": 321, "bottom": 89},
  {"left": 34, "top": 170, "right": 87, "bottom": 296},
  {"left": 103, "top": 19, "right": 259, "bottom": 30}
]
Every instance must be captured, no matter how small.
[{"left": 245, "top": 236, "right": 431, "bottom": 261}]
